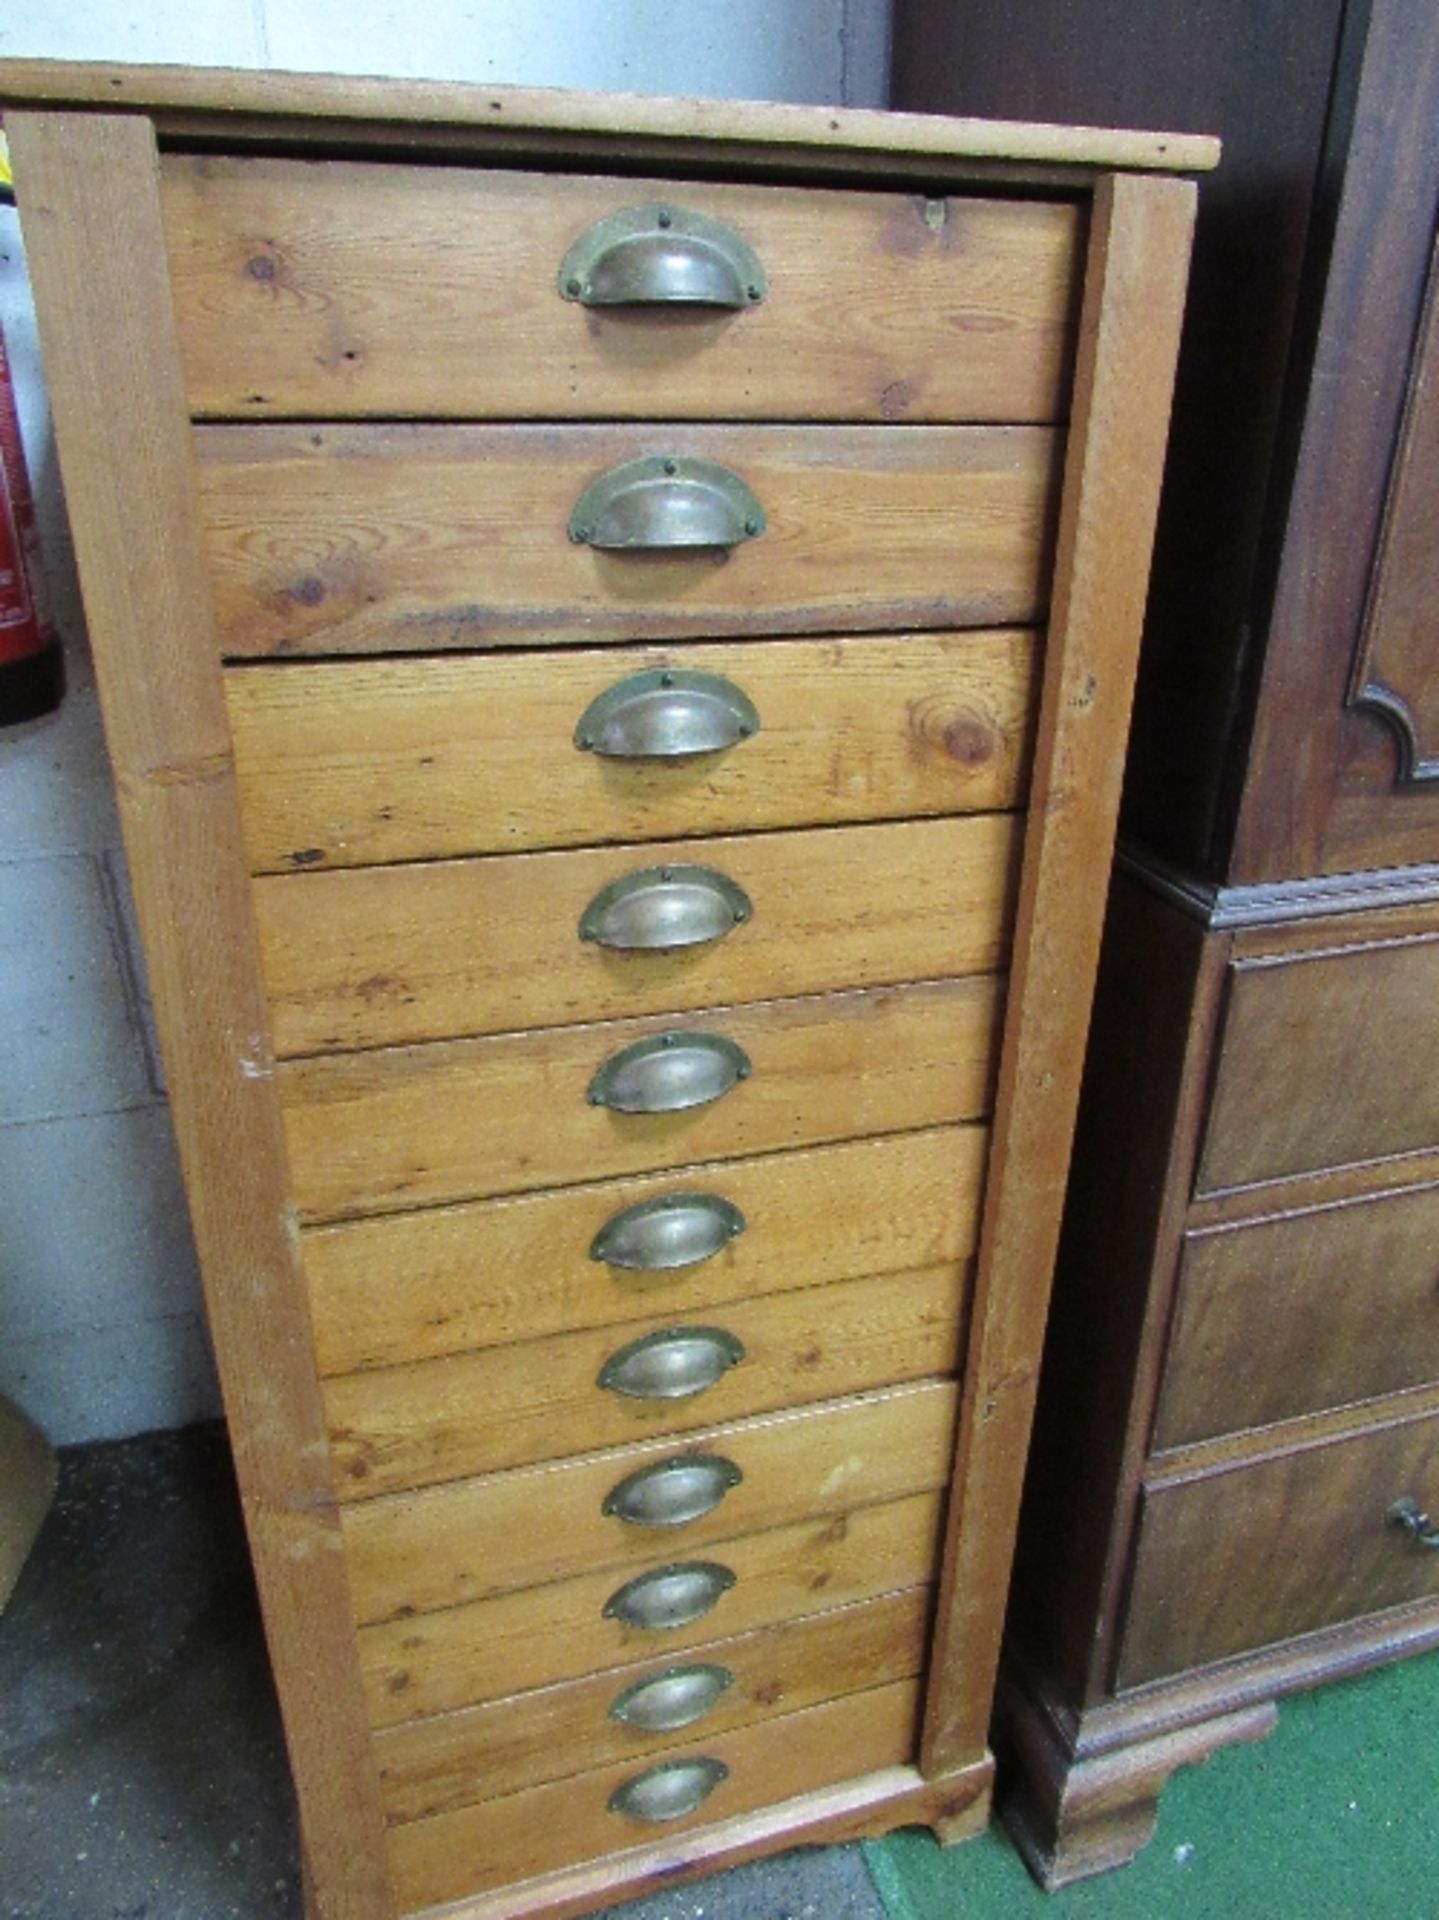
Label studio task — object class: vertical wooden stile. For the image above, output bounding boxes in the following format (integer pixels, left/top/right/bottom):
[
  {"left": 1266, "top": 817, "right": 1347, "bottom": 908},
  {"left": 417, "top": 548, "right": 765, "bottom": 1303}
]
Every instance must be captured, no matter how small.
[
  {"left": 921, "top": 172, "right": 1197, "bottom": 1772},
  {"left": 5, "top": 109, "right": 394, "bottom": 1920}
]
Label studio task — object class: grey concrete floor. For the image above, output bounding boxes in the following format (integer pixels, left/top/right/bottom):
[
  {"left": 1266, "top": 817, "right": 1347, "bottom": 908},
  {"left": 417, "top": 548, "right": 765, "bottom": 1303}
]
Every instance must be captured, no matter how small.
[{"left": 0, "top": 1427, "right": 891, "bottom": 1920}]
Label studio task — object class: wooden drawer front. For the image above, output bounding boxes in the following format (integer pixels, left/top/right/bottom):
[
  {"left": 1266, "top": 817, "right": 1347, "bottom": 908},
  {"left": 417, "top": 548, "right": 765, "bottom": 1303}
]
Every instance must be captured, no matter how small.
[
  {"left": 226, "top": 631, "right": 1036, "bottom": 872},
  {"left": 1196, "top": 935, "right": 1439, "bottom": 1193},
  {"left": 361, "top": 1490, "right": 943, "bottom": 1723},
  {"left": 386, "top": 1677, "right": 919, "bottom": 1912},
  {"left": 342, "top": 1380, "right": 956, "bottom": 1624},
  {"left": 280, "top": 976, "right": 1001, "bottom": 1222},
  {"left": 256, "top": 814, "right": 1018, "bottom": 1056},
  {"left": 1118, "top": 1408, "right": 1439, "bottom": 1688},
  {"left": 162, "top": 157, "right": 1081, "bottom": 425},
  {"left": 306, "top": 1126, "right": 986, "bottom": 1375},
  {"left": 1155, "top": 1184, "right": 1439, "bottom": 1447},
  {"left": 377, "top": 1585, "right": 930, "bottom": 1819},
  {"left": 195, "top": 422, "right": 1060, "bottom": 656},
  {"left": 326, "top": 1263, "right": 967, "bottom": 1496}
]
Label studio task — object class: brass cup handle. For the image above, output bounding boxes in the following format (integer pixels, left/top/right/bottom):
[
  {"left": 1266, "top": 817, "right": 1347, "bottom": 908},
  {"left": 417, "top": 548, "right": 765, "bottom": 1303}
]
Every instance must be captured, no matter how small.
[
  {"left": 569, "top": 456, "right": 765, "bottom": 550},
  {"left": 558, "top": 202, "right": 767, "bottom": 309},
  {"left": 607, "top": 1757, "right": 729, "bottom": 1823},
  {"left": 598, "top": 1325, "right": 746, "bottom": 1401},
  {"left": 586, "top": 1031, "right": 751, "bottom": 1114},
  {"left": 1387, "top": 1496, "right": 1439, "bottom": 1547},
  {"left": 589, "top": 1191, "right": 746, "bottom": 1271},
  {"left": 579, "top": 865, "right": 752, "bottom": 952},
  {"left": 602, "top": 1452, "right": 742, "bottom": 1527},
  {"left": 574, "top": 668, "right": 760, "bottom": 759},
  {"left": 607, "top": 1662, "right": 735, "bottom": 1733},
  {"left": 601, "top": 1561, "right": 737, "bottom": 1631}
]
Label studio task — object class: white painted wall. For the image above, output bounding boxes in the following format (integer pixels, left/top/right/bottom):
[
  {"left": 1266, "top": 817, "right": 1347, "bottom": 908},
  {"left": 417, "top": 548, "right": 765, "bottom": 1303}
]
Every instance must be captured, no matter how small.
[{"left": 0, "top": 2, "right": 891, "bottom": 1444}]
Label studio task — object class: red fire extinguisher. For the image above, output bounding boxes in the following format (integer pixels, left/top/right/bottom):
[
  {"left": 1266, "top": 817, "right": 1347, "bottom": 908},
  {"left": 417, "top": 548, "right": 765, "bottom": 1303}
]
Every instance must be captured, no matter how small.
[{"left": 0, "top": 142, "right": 64, "bottom": 726}]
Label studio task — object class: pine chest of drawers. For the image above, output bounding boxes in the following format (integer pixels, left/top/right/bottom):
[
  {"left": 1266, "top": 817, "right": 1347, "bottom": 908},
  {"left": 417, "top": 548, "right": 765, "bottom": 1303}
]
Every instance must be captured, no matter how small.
[{"left": 1, "top": 60, "right": 1208, "bottom": 1920}]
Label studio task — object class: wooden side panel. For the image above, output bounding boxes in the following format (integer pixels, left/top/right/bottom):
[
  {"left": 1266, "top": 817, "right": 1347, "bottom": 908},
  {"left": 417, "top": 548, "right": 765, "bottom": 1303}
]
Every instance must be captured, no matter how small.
[
  {"left": 342, "top": 1381, "right": 957, "bottom": 1623},
  {"left": 385, "top": 1679, "right": 921, "bottom": 1911},
  {"left": 161, "top": 157, "right": 1083, "bottom": 424},
  {"left": 376, "top": 1586, "right": 931, "bottom": 1817},
  {"left": 279, "top": 975, "right": 1003, "bottom": 1222},
  {"left": 1118, "top": 1406, "right": 1439, "bottom": 1687},
  {"left": 1196, "top": 933, "right": 1439, "bottom": 1192},
  {"left": 360, "top": 1491, "right": 944, "bottom": 1722},
  {"left": 304, "top": 1124, "right": 987, "bottom": 1374},
  {"left": 192, "top": 422, "right": 1061, "bottom": 655},
  {"left": 225, "top": 631, "right": 1037, "bottom": 871},
  {"left": 324, "top": 1263, "right": 967, "bottom": 1496},
  {"left": 3, "top": 111, "right": 393, "bottom": 1920},
  {"left": 1155, "top": 1183, "right": 1439, "bottom": 1446},
  {"left": 921, "top": 173, "right": 1197, "bottom": 1772},
  {"left": 255, "top": 814, "right": 1020, "bottom": 1056}
]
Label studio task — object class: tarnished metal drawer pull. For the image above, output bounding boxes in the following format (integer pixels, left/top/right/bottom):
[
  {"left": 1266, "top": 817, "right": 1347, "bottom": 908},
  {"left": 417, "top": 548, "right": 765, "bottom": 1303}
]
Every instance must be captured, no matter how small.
[
  {"left": 608, "top": 1663, "right": 735, "bottom": 1733},
  {"left": 1387, "top": 1496, "right": 1439, "bottom": 1547},
  {"left": 607, "top": 1757, "right": 729, "bottom": 1824},
  {"left": 575, "top": 668, "right": 759, "bottom": 760},
  {"left": 602, "top": 1452, "right": 742, "bottom": 1527},
  {"left": 569, "top": 456, "right": 765, "bottom": 551},
  {"left": 598, "top": 1326, "right": 746, "bottom": 1401},
  {"left": 579, "top": 865, "right": 752, "bottom": 951},
  {"left": 586, "top": 1031, "right": 751, "bottom": 1114},
  {"left": 602, "top": 1561, "right": 737, "bottom": 1631},
  {"left": 558, "top": 203, "right": 766, "bottom": 310},
  {"left": 590, "top": 1191, "right": 746, "bottom": 1271}
]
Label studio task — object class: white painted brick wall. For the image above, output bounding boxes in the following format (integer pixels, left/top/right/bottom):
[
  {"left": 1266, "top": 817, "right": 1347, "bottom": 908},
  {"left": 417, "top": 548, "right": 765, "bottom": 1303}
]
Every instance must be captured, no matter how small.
[{"left": 0, "top": 1, "right": 891, "bottom": 1444}]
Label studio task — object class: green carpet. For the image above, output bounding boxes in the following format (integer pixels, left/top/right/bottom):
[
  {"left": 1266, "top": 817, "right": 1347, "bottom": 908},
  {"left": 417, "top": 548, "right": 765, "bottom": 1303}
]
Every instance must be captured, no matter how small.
[{"left": 864, "top": 1652, "right": 1439, "bottom": 1920}]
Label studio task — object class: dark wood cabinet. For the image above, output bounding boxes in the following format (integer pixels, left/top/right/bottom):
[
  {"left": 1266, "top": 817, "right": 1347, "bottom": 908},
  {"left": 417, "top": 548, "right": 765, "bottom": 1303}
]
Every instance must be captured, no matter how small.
[{"left": 893, "top": 0, "right": 1439, "bottom": 1886}]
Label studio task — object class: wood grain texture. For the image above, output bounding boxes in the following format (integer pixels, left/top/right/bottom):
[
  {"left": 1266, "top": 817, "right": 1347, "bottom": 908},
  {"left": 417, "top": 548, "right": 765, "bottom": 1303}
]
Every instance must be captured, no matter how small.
[
  {"left": 342, "top": 1381, "right": 957, "bottom": 1624},
  {"left": 225, "top": 631, "right": 1037, "bottom": 872},
  {"left": 360, "top": 1490, "right": 944, "bottom": 1724},
  {"left": 1002, "top": 876, "right": 1227, "bottom": 1714},
  {"left": 1227, "top": 5, "right": 1439, "bottom": 881},
  {"left": 384, "top": 1762, "right": 989, "bottom": 1920},
  {"left": 386, "top": 1678, "right": 921, "bottom": 1910},
  {"left": 376, "top": 1585, "right": 930, "bottom": 1818},
  {"left": 996, "top": 1660, "right": 1275, "bottom": 1890},
  {"left": 2, "top": 110, "right": 394, "bottom": 1920},
  {"left": 279, "top": 975, "right": 1003, "bottom": 1223},
  {"left": 1118, "top": 1402, "right": 1439, "bottom": 1687},
  {"left": 256, "top": 814, "right": 1020, "bottom": 1055},
  {"left": 325, "top": 1263, "right": 967, "bottom": 1497},
  {"left": 1348, "top": 241, "right": 1439, "bottom": 782},
  {"left": 892, "top": 0, "right": 1338, "bottom": 880},
  {"left": 0, "top": 60, "right": 1220, "bottom": 173},
  {"left": 1155, "top": 1183, "right": 1439, "bottom": 1447},
  {"left": 162, "top": 157, "right": 1082, "bottom": 424},
  {"left": 920, "top": 172, "right": 1197, "bottom": 1775},
  {"left": 304, "top": 1124, "right": 987, "bottom": 1375},
  {"left": 193, "top": 422, "right": 1061, "bottom": 655},
  {"left": 1196, "top": 933, "right": 1439, "bottom": 1193}
]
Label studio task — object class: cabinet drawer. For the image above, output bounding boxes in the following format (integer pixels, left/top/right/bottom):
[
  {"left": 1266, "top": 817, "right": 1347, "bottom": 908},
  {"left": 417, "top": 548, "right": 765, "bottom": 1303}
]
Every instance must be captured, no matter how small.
[
  {"left": 386, "top": 1677, "right": 919, "bottom": 1911},
  {"left": 195, "top": 421, "right": 1060, "bottom": 655},
  {"left": 162, "top": 158, "right": 1082, "bottom": 424},
  {"left": 1155, "top": 1183, "right": 1439, "bottom": 1447},
  {"left": 376, "top": 1585, "right": 930, "bottom": 1818},
  {"left": 304, "top": 1126, "right": 987, "bottom": 1375},
  {"left": 341, "top": 1380, "right": 957, "bottom": 1624},
  {"left": 226, "top": 631, "right": 1036, "bottom": 871},
  {"left": 1196, "top": 933, "right": 1439, "bottom": 1192},
  {"left": 360, "top": 1490, "right": 943, "bottom": 1722},
  {"left": 255, "top": 814, "right": 1019, "bottom": 1056},
  {"left": 325, "top": 1264, "right": 967, "bottom": 1495},
  {"left": 279, "top": 976, "right": 1002, "bottom": 1222},
  {"left": 1119, "top": 1406, "right": 1439, "bottom": 1688}
]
